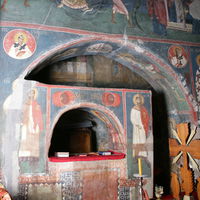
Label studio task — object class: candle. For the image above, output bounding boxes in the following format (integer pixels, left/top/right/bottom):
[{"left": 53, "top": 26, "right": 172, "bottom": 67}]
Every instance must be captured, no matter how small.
[{"left": 138, "top": 158, "right": 142, "bottom": 176}]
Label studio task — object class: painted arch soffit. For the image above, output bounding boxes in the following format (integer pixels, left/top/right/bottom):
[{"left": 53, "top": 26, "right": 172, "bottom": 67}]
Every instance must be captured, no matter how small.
[
  {"left": 48, "top": 103, "right": 126, "bottom": 152},
  {"left": 23, "top": 39, "right": 197, "bottom": 121}
]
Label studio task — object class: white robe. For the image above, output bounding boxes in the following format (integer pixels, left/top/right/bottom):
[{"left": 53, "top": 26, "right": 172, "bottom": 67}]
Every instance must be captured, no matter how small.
[
  {"left": 131, "top": 107, "right": 147, "bottom": 157},
  {"left": 8, "top": 43, "right": 32, "bottom": 59},
  {"left": 171, "top": 55, "right": 187, "bottom": 67}
]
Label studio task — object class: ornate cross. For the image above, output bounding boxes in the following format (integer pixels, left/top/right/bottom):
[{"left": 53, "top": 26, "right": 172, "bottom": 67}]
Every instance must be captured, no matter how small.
[{"left": 169, "top": 123, "right": 200, "bottom": 198}]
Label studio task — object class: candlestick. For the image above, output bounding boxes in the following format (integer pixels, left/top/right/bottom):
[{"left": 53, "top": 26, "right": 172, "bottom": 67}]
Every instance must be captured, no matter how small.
[
  {"left": 134, "top": 174, "right": 147, "bottom": 200},
  {"left": 138, "top": 158, "right": 142, "bottom": 176},
  {"left": 138, "top": 176, "right": 144, "bottom": 200}
]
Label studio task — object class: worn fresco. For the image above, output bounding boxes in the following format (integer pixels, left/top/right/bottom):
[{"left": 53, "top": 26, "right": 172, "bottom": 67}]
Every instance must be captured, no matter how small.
[
  {"left": 2, "top": 84, "right": 153, "bottom": 199},
  {"left": 126, "top": 91, "right": 153, "bottom": 180},
  {"left": 0, "top": 0, "right": 200, "bottom": 42},
  {"left": 3, "top": 29, "right": 36, "bottom": 59},
  {"left": 18, "top": 86, "right": 47, "bottom": 174},
  {"left": 0, "top": 0, "right": 200, "bottom": 199}
]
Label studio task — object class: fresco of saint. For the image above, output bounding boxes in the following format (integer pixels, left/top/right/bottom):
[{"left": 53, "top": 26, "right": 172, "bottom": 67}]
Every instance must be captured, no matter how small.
[
  {"left": 3, "top": 29, "right": 36, "bottom": 60},
  {"left": 8, "top": 34, "right": 32, "bottom": 59},
  {"left": 168, "top": 45, "right": 188, "bottom": 68},
  {"left": 131, "top": 94, "right": 150, "bottom": 158},
  {"left": 147, "top": 0, "right": 167, "bottom": 35},
  {"left": 19, "top": 88, "right": 43, "bottom": 158}
]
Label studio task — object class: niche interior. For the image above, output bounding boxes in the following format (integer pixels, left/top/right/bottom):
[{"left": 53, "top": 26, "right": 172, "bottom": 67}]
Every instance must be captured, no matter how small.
[{"left": 48, "top": 107, "right": 126, "bottom": 161}]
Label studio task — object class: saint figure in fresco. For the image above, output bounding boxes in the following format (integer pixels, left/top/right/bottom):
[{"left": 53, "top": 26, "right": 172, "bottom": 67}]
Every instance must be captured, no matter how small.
[
  {"left": 147, "top": 0, "right": 167, "bottom": 35},
  {"left": 131, "top": 94, "right": 150, "bottom": 157},
  {"left": 168, "top": 46, "right": 188, "bottom": 68},
  {"left": 8, "top": 33, "right": 32, "bottom": 59},
  {"left": 19, "top": 88, "right": 43, "bottom": 158}
]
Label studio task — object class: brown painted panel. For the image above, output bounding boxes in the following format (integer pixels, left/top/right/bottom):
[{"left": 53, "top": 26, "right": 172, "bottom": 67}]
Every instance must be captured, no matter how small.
[{"left": 69, "top": 128, "right": 92, "bottom": 153}]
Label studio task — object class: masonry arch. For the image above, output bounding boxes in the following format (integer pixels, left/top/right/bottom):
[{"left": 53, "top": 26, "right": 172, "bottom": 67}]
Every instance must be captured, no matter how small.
[
  {"left": 20, "top": 36, "right": 200, "bottom": 193},
  {"left": 24, "top": 36, "right": 198, "bottom": 125}
]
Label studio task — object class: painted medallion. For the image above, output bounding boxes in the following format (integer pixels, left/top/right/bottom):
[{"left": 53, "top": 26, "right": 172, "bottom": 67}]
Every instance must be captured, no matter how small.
[{"left": 3, "top": 29, "right": 36, "bottom": 59}]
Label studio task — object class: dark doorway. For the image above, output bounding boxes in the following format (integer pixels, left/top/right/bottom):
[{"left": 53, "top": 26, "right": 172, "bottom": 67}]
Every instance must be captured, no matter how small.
[{"left": 48, "top": 109, "right": 97, "bottom": 157}]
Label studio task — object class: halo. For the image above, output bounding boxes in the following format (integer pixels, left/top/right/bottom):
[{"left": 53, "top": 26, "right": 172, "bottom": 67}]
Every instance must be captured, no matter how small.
[
  {"left": 173, "top": 46, "right": 183, "bottom": 55},
  {"left": 30, "top": 88, "right": 38, "bottom": 100},
  {"left": 13, "top": 32, "right": 27, "bottom": 43},
  {"left": 196, "top": 54, "right": 200, "bottom": 67},
  {"left": 133, "top": 93, "right": 144, "bottom": 105}
]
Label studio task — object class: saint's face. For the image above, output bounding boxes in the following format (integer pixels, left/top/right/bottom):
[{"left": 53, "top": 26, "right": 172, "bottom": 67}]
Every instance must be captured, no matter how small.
[
  {"left": 135, "top": 96, "right": 142, "bottom": 106},
  {"left": 18, "top": 35, "right": 24, "bottom": 45},
  {"left": 175, "top": 48, "right": 182, "bottom": 57},
  {"left": 28, "top": 89, "right": 37, "bottom": 101}
]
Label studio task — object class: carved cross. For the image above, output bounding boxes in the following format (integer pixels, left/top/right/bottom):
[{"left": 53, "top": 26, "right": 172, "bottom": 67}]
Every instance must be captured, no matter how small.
[{"left": 169, "top": 123, "right": 200, "bottom": 197}]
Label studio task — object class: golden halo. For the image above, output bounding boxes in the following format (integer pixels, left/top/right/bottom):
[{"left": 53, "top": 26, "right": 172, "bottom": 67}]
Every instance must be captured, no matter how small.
[
  {"left": 133, "top": 93, "right": 144, "bottom": 105},
  {"left": 173, "top": 46, "right": 183, "bottom": 55},
  {"left": 13, "top": 32, "right": 27, "bottom": 43},
  {"left": 196, "top": 54, "right": 200, "bottom": 67},
  {"left": 29, "top": 88, "right": 38, "bottom": 100}
]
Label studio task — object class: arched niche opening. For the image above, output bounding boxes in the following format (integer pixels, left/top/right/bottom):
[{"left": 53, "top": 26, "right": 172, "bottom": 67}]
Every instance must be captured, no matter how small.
[
  {"left": 25, "top": 55, "right": 152, "bottom": 89},
  {"left": 48, "top": 106, "right": 125, "bottom": 160},
  {"left": 48, "top": 108, "right": 97, "bottom": 157},
  {"left": 24, "top": 38, "right": 196, "bottom": 126}
]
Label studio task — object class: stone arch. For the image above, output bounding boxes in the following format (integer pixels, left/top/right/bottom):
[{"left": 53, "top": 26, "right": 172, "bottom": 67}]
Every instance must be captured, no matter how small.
[{"left": 23, "top": 36, "right": 198, "bottom": 124}]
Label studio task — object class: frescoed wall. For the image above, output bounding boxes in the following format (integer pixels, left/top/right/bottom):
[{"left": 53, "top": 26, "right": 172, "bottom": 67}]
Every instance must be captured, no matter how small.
[{"left": 0, "top": 0, "right": 200, "bottom": 199}]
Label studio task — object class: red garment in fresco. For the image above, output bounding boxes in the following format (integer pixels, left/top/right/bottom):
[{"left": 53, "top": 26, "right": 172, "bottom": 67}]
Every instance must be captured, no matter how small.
[
  {"left": 131, "top": 94, "right": 150, "bottom": 158},
  {"left": 140, "top": 106, "right": 150, "bottom": 137},
  {"left": 25, "top": 100, "right": 43, "bottom": 132},
  {"left": 22, "top": 99, "right": 43, "bottom": 134},
  {"left": 147, "top": 0, "right": 167, "bottom": 25},
  {"left": 19, "top": 89, "right": 43, "bottom": 158}
]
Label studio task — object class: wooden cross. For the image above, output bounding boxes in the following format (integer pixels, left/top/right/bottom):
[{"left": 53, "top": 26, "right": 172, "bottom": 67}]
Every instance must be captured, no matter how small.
[{"left": 169, "top": 123, "right": 200, "bottom": 197}]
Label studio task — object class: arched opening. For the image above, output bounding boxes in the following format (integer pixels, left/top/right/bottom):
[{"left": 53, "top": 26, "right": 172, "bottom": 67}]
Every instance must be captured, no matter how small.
[
  {"left": 24, "top": 38, "right": 197, "bottom": 125},
  {"left": 48, "top": 105, "right": 125, "bottom": 161},
  {"left": 23, "top": 38, "right": 198, "bottom": 194},
  {"left": 25, "top": 55, "right": 151, "bottom": 89},
  {"left": 48, "top": 108, "right": 97, "bottom": 157},
  {"left": 25, "top": 54, "right": 170, "bottom": 191}
]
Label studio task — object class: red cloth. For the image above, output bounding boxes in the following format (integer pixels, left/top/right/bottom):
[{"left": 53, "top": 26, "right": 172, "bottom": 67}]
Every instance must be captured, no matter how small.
[
  {"left": 32, "top": 100, "right": 43, "bottom": 131},
  {"left": 140, "top": 106, "right": 150, "bottom": 136},
  {"left": 49, "top": 151, "right": 126, "bottom": 162},
  {"left": 147, "top": 0, "right": 167, "bottom": 25},
  {"left": 22, "top": 100, "right": 43, "bottom": 132}
]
